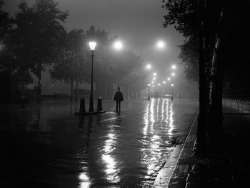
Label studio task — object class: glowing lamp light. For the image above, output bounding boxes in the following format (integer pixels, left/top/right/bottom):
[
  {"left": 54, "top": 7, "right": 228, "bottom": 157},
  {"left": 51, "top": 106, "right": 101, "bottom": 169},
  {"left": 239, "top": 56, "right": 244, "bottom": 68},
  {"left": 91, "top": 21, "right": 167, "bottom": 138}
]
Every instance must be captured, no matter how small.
[
  {"left": 172, "top": 64, "right": 176, "bottom": 69},
  {"left": 113, "top": 40, "right": 123, "bottom": 50},
  {"left": 89, "top": 41, "right": 96, "bottom": 51},
  {"left": 156, "top": 40, "right": 165, "bottom": 49},
  {"left": 146, "top": 64, "right": 152, "bottom": 69}
]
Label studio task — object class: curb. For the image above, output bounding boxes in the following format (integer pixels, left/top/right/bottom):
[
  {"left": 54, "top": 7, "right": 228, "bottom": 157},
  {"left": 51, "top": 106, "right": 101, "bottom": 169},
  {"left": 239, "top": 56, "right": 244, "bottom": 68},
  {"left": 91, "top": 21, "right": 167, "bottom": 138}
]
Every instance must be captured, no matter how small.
[{"left": 153, "top": 114, "right": 198, "bottom": 188}]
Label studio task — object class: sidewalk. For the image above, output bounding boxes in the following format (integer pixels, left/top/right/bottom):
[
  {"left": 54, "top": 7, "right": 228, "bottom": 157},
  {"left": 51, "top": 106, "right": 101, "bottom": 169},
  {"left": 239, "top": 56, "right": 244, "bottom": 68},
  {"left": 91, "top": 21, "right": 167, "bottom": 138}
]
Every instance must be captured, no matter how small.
[
  {"left": 159, "top": 106, "right": 250, "bottom": 188},
  {"left": 153, "top": 114, "right": 198, "bottom": 188}
]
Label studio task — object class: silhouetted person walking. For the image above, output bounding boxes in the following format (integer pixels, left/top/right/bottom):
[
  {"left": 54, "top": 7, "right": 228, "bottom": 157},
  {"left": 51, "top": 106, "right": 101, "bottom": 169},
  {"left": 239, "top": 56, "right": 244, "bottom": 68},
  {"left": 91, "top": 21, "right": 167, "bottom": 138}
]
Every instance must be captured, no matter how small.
[{"left": 114, "top": 87, "right": 124, "bottom": 113}]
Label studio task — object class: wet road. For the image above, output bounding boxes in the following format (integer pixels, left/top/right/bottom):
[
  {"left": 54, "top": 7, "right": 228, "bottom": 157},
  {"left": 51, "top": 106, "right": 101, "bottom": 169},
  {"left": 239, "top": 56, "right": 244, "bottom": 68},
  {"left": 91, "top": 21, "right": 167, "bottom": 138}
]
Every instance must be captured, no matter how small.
[{"left": 0, "top": 99, "right": 198, "bottom": 187}]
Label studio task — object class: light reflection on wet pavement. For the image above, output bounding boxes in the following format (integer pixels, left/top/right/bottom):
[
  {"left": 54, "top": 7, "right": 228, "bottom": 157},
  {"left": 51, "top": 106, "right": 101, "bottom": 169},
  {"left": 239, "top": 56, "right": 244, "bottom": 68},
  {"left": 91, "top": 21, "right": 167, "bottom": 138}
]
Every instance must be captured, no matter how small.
[{"left": 0, "top": 99, "right": 198, "bottom": 187}]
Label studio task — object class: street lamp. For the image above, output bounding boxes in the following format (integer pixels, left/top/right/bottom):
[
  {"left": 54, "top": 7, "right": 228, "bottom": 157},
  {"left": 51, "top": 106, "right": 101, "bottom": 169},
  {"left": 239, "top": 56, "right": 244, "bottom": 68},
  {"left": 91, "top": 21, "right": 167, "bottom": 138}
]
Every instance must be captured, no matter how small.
[
  {"left": 113, "top": 40, "right": 123, "bottom": 50},
  {"left": 88, "top": 40, "right": 96, "bottom": 112},
  {"left": 156, "top": 40, "right": 166, "bottom": 49},
  {"left": 171, "top": 84, "right": 174, "bottom": 101},
  {"left": 146, "top": 64, "right": 152, "bottom": 70},
  {"left": 171, "top": 64, "right": 176, "bottom": 70},
  {"left": 171, "top": 73, "right": 175, "bottom": 77}
]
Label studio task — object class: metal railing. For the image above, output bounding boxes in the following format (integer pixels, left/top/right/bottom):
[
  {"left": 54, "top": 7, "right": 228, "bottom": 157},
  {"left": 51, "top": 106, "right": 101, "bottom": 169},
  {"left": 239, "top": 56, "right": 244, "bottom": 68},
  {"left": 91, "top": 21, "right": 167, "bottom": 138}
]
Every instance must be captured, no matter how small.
[{"left": 223, "top": 98, "right": 250, "bottom": 113}]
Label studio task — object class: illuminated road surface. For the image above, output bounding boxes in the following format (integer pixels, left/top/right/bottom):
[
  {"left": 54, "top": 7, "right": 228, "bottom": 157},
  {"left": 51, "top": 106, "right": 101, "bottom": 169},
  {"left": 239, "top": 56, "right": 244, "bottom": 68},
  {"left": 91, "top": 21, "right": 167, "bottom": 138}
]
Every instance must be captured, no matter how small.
[{"left": 0, "top": 98, "right": 198, "bottom": 187}]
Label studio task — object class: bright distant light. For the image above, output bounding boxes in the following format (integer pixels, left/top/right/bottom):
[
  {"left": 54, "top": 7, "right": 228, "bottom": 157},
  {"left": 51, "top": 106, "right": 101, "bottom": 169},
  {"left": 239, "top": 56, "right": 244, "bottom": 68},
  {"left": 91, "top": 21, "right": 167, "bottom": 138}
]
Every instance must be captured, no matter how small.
[
  {"left": 113, "top": 40, "right": 123, "bottom": 50},
  {"left": 163, "top": 81, "right": 166, "bottom": 84},
  {"left": 171, "top": 73, "right": 175, "bottom": 76},
  {"left": 156, "top": 40, "right": 165, "bottom": 49},
  {"left": 158, "top": 83, "right": 161, "bottom": 86},
  {"left": 153, "top": 72, "right": 157, "bottom": 76},
  {"left": 148, "top": 83, "right": 151, "bottom": 86},
  {"left": 153, "top": 77, "right": 156, "bottom": 81},
  {"left": 171, "top": 84, "right": 174, "bottom": 87},
  {"left": 146, "top": 64, "right": 152, "bottom": 69},
  {"left": 89, "top": 41, "right": 96, "bottom": 51},
  {"left": 167, "top": 77, "right": 171, "bottom": 81},
  {"left": 172, "top": 64, "right": 176, "bottom": 69},
  {"left": 151, "top": 81, "right": 154, "bottom": 83}
]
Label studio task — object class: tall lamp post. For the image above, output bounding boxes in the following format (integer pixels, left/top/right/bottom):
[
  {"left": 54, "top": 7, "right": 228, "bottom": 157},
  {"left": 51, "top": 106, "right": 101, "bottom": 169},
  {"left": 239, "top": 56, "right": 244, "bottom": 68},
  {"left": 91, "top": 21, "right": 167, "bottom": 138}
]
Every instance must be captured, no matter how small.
[
  {"left": 89, "top": 41, "right": 96, "bottom": 112},
  {"left": 171, "top": 84, "right": 174, "bottom": 101}
]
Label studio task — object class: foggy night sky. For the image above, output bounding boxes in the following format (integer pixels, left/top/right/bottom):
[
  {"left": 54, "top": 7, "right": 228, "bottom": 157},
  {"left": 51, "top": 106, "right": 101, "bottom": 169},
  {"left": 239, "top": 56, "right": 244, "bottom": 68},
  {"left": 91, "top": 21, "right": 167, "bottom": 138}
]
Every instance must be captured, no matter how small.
[{"left": 4, "top": 0, "right": 185, "bottom": 80}]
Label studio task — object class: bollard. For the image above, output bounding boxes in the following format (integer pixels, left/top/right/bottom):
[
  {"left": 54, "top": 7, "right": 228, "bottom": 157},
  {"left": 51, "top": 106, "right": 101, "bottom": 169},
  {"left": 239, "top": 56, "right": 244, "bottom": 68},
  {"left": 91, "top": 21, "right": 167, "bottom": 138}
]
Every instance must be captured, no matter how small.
[
  {"left": 97, "top": 97, "right": 102, "bottom": 112},
  {"left": 79, "top": 97, "right": 86, "bottom": 113}
]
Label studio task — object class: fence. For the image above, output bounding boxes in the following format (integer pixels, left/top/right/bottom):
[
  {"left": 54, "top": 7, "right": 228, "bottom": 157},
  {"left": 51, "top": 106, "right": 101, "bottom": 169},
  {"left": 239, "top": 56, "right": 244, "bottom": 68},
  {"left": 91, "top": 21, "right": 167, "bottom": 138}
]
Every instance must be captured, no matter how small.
[{"left": 223, "top": 98, "right": 250, "bottom": 113}]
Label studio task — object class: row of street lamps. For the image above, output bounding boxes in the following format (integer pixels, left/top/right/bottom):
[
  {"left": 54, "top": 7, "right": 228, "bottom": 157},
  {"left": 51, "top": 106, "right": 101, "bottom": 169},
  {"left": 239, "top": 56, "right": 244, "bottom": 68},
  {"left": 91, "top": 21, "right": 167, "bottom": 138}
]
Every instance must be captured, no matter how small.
[
  {"left": 87, "top": 39, "right": 167, "bottom": 112},
  {"left": 113, "top": 40, "right": 166, "bottom": 51},
  {"left": 146, "top": 64, "right": 177, "bottom": 100}
]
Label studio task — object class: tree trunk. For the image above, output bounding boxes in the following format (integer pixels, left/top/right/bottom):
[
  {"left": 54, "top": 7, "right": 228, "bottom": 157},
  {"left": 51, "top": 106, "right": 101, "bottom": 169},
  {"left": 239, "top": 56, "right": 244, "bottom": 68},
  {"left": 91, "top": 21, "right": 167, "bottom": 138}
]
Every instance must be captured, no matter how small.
[
  {"left": 70, "top": 79, "right": 73, "bottom": 103},
  {"left": 75, "top": 59, "right": 79, "bottom": 102},
  {"left": 75, "top": 81, "right": 78, "bottom": 102},
  {"left": 37, "top": 63, "right": 42, "bottom": 104},
  {"left": 105, "top": 80, "right": 108, "bottom": 100},
  {"left": 209, "top": 9, "right": 225, "bottom": 144},
  {"left": 196, "top": 0, "right": 208, "bottom": 155}
]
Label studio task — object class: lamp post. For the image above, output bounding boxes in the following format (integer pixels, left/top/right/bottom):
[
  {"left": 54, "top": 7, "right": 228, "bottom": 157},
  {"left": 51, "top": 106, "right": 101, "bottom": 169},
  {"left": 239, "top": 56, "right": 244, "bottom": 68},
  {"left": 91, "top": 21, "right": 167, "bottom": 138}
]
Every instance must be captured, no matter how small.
[
  {"left": 89, "top": 41, "right": 96, "bottom": 112},
  {"left": 171, "top": 84, "right": 174, "bottom": 101}
]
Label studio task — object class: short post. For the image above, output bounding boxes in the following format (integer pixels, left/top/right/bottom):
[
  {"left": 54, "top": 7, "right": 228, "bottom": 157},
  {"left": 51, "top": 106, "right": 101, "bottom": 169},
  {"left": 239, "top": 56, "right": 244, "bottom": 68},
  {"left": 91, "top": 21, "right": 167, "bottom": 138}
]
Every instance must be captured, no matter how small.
[
  {"left": 97, "top": 97, "right": 102, "bottom": 112},
  {"left": 171, "top": 84, "right": 174, "bottom": 101},
  {"left": 147, "top": 84, "right": 151, "bottom": 100},
  {"left": 79, "top": 97, "right": 86, "bottom": 113}
]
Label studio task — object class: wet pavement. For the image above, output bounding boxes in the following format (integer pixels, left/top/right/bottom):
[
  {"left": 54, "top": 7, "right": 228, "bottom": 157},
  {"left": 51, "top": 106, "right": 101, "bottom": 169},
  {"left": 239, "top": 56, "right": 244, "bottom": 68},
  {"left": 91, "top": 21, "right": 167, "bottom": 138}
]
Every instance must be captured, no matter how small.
[
  {"left": 0, "top": 99, "right": 198, "bottom": 187},
  {"left": 162, "top": 105, "right": 250, "bottom": 188}
]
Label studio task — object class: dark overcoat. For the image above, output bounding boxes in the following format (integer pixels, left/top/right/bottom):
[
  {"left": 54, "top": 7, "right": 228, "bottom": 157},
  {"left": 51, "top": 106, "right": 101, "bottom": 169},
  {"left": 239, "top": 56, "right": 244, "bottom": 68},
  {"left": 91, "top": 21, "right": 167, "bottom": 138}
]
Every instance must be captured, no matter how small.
[{"left": 113, "top": 91, "right": 124, "bottom": 102}]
